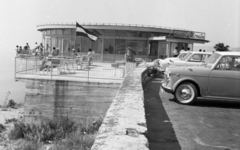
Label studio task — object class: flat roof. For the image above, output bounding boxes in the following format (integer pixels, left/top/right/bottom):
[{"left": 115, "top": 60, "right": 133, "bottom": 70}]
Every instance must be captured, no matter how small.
[{"left": 37, "top": 22, "right": 197, "bottom": 33}]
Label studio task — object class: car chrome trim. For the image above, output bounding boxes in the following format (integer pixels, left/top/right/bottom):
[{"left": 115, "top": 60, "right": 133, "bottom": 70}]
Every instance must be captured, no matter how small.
[{"left": 199, "top": 96, "right": 240, "bottom": 101}]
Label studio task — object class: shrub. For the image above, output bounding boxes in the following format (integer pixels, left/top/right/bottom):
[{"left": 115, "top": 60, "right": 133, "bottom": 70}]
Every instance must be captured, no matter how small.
[
  {"left": 22, "top": 141, "right": 42, "bottom": 150},
  {"left": 8, "top": 122, "right": 25, "bottom": 139},
  {"left": 5, "top": 118, "right": 18, "bottom": 124},
  {"left": 0, "top": 124, "right": 6, "bottom": 133},
  {"left": 7, "top": 99, "right": 17, "bottom": 109},
  {"left": 8, "top": 117, "right": 102, "bottom": 149}
]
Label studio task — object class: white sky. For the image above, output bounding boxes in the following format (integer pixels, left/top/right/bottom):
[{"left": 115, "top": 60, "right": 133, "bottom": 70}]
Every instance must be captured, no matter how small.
[{"left": 0, "top": 0, "right": 239, "bottom": 51}]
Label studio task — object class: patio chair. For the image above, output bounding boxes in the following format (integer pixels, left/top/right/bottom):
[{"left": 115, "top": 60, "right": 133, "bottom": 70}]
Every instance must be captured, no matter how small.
[{"left": 111, "top": 63, "right": 120, "bottom": 76}]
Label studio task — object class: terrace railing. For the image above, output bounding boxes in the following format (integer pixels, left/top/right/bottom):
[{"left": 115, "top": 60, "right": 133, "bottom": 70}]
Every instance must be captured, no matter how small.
[{"left": 15, "top": 56, "right": 126, "bottom": 81}]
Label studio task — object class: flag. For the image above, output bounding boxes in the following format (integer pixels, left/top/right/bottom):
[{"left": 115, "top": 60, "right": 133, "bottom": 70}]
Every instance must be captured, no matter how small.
[{"left": 76, "top": 22, "right": 98, "bottom": 41}]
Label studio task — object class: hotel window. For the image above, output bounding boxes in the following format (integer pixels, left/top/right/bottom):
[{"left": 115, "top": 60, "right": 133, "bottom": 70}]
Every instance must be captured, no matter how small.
[
  {"left": 115, "top": 39, "right": 126, "bottom": 54},
  {"left": 138, "top": 41, "right": 148, "bottom": 55},
  {"left": 46, "top": 30, "right": 51, "bottom": 35},
  {"left": 64, "top": 29, "right": 71, "bottom": 35},
  {"left": 116, "top": 31, "right": 127, "bottom": 37},
  {"left": 42, "top": 31, "right": 46, "bottom": 36},
  {"left": 51, "top": 30, "right": 56, "bottom": 35},
  {"left": 104, "top": 39, "right": 115, "bottom": 54},
  {"left": 56, "top": 29, "right": 63, "bottom": 35},
  {"left": 71, "top": 29, "right": 76, "bottom": 35},
  {"left": 81, "top": 37, "right": 90, "bottom": 52},
  {"left": 103, "top": 30, "right": 115, "bottom": 36},
  {"left": 126, "top": 31, "right": 138, "bottom": 37},
  {"left": 92, "top": 40, "right": 100, "bottom": 53}
]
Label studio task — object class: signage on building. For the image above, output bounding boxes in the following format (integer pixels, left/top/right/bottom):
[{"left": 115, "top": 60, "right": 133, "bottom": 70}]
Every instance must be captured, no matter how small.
[{"left": 169, "top": 30, "right": 205, "bottom": 40}]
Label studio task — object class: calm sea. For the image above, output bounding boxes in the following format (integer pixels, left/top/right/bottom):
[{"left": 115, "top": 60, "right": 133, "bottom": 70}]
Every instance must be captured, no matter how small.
[{"left": 0, "top": 50, "right": 25, "bottom": 105}]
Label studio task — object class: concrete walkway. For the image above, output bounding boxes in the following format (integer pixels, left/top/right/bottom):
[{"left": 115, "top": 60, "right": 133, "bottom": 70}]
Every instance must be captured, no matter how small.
[{"left": 143, "top": 76, "right": 181, "bottom": 150}]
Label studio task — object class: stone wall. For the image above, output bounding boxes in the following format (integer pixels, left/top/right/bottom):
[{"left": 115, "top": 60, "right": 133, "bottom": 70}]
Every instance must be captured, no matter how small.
[
  {"left": 91, "top": 68, "right": 149, "bottom": 150},
  {"left": 23, "top": 79, "right": 120, "bottom": 125}
]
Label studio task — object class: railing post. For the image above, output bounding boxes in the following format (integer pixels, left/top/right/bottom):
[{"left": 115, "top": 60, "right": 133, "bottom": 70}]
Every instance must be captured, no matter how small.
[
  {"left": 87, "top": 61, "right": 89, "bottom": 82},
  {"left": 26, "top": 57, "right": 27, "bottom": 74},
  {"left": 51, "top": 59, "right": 52, "bottom": 80},
  {"left": 14, "top": 57, "right": 16, "bottom": 80}
]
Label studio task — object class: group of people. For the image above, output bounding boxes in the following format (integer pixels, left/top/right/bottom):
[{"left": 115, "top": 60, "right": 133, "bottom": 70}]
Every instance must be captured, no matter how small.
[
  {"left": 15, "top": 42, "right": 45, "bottom": 57},
  {"left": 172, "top": 47, "right": 191, "bottom": 57}
]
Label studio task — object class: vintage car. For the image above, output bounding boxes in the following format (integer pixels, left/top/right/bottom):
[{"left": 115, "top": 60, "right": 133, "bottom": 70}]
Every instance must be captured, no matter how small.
[
  {"left": 160, "top": 51, "right": 189, "bottom": 62},
  {"left": 161, "top": 52, "right": 240, "bottom": 105},
  {"left": 159, "top": 51, "right": 212, "bottom": 72}
]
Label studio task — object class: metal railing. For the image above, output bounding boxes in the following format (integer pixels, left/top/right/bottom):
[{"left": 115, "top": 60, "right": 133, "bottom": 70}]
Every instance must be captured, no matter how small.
[{"left": 15, "top": 56, "right": 126, "bottom": 81}]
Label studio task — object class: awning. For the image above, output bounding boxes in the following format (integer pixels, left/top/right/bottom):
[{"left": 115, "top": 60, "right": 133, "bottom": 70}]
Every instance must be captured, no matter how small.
[{"left": 148, "top": 36, "right": 209, "bottom": 44}]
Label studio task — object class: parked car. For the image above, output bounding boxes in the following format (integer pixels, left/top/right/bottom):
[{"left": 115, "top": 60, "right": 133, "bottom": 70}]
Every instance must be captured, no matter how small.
[
  {"left": 159, "top": 51, "right": 212, "bottom": 72},
  {"left": 160, "top": 51, "right": 189, "bottom": 63},
  {"left": 161, "top": 52, "right": 240, "bottom": 105}
]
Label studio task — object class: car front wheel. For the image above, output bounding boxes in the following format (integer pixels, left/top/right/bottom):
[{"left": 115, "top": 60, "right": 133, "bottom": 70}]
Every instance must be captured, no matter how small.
[{"left": 174, "top": 82, "right": 197, "bottom": 105}]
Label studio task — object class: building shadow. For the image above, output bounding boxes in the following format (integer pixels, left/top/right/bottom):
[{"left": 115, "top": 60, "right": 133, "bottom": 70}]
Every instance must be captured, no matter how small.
[{"left": 143, "top": 79, "right": 181, "bottom": 150}]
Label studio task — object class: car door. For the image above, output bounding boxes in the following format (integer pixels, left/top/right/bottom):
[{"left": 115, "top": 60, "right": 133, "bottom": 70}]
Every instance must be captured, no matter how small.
[
  {"left": 208, "top": 56, "right": 239, "bottom": 98},
  {"left": 234, "top": 57, "right": 240, "bottom": 98}
]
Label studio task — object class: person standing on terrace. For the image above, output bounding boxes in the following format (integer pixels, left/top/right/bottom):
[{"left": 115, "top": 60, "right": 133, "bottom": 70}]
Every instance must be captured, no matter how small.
[
  {"left": 87, "top": 49, "right": 93, "bottom": 66},
  {"left": 15, "top": 45, "right": 19, "bottom": 56},
  {"left": 173, "top": 47, "right": 178, "bottom": 57},
  {"left": 180, "top": 47, "right": 185, "bottom": 53},
  {"left": 125, "top": 47, "right": 135, "bottom": 62},
  {"left": 26, "top": 43, "right": 30, "bottom": 50}
]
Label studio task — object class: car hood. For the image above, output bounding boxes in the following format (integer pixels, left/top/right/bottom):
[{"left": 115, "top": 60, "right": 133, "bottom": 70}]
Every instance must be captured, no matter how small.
[{"left": 166, "top": 65, "right": 211, "bottom": 77}]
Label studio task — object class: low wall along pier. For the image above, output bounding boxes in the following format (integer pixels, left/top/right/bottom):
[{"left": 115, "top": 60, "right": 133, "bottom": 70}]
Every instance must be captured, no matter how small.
[
  {"left": 23, "top": 79, "right": 120, "bottom": 125},
  {"left": 92, "top": 68, "right": 150, "bottom": 150}
]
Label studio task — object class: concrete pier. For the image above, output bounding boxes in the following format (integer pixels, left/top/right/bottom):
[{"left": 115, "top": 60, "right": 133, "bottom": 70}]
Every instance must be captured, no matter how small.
[{"left": 23, "top": 79, "right": 120, "bottom": 125}]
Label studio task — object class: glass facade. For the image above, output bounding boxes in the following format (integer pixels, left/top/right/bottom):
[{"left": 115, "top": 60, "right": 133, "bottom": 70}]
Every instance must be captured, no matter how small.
[{"left": 41, "top": 28, "right": 191, "bottom": 61}]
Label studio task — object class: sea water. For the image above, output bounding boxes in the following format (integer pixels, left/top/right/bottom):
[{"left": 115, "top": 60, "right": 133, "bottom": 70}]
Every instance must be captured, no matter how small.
[{"left": 0, "top": 50, "right": 25, "bottom": 105}]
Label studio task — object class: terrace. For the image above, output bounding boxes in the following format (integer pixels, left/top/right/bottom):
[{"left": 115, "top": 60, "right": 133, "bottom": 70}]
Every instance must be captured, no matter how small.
[{"left": 14, "top": 53, "right": 133, "bottom": 83}]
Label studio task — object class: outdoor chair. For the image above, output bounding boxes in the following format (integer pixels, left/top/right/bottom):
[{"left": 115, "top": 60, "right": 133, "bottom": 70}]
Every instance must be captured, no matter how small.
[{"left": 111, "top": 63, "right": 120, "bottom": 76}]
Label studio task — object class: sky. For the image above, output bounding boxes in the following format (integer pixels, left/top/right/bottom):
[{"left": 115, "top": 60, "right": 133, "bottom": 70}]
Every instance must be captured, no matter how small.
[
  {"left": 0, "top": 0, "right": 239, "bottom": 103},
  {"left": 0, "top": 0, "right": 239, "bottom": 51}
]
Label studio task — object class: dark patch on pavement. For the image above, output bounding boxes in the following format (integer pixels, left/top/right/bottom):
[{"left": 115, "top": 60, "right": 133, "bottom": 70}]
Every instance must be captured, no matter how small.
[{"left": 143, "top": 77, "right": 181, "bottom": 150}]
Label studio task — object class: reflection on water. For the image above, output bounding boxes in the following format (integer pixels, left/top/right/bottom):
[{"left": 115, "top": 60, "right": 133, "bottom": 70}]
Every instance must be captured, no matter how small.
[{"left": 0, "top": 51, "right": 25, "bottom": 105}]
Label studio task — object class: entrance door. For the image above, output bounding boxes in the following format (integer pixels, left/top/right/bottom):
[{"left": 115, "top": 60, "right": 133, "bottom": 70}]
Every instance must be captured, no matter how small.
[{"left": 149, "top": 41, "right": 158, "bottom": 56}]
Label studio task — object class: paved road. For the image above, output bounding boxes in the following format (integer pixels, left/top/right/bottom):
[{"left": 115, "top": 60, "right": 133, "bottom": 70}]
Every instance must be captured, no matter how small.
[{"left": 145, "top": 77, "right": 240, "bottom": 150}]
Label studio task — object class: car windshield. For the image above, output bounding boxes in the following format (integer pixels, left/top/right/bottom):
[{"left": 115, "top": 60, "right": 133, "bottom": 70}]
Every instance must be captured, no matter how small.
[
  {"left": 204, "top": 53, "right": 221, "bottom": 68},
  {"left": 178, "top": 53, "right": 188, "bottom": 60},
  {"left": 182, "top": 52, "right": 192, "bottom": 61}
]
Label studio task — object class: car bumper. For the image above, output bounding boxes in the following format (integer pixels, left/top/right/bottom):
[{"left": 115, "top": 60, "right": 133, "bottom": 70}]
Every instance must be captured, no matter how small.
[{"left": 161, "top": 81, "right": 173, "bottom": 94}]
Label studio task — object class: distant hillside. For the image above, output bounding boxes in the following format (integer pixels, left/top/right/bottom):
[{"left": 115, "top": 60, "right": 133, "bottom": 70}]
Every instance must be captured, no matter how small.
[{"left": 230, "top": 47, "right": 240, "bottom": 51}]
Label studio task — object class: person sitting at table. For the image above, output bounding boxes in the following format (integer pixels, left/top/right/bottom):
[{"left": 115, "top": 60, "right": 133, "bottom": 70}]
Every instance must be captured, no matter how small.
[
  {"left": 52, "top": 47, "right": 59, "bottom": 56},
  {"left": 39, "top": 56, "right": 50, "bottom": 71}
]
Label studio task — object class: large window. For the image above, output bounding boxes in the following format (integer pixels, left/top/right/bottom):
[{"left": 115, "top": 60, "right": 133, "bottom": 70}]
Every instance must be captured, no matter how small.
[
  {"left": 137, "top": 41, "right": 148, "bottom": 55},
  {"left": 81, "top": 37, "right": 90, "bottom": 52},
  {"left": 104, "top": 39, "right": 115, "bottom": 54},
  {"left": 64, "top": 29, "right": 72, "bottom": 35},
  {"left": 56, "top": 30, "right": 63, "bottom": 35},
  {"left": 115, "top": 39, "right": 126, "bottom": 54}
]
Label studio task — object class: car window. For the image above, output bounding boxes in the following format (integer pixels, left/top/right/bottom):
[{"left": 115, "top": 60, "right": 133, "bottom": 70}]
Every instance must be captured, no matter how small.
[
  {"left": 215, "top": 56, "right": 233, "bottom": 70},
  {"left": 189, "top": 54, "right": 202, "bottom": 62},
  {"left": 202, "top": 54, "right": 210, "bottom": 62},
  {"left": 205, "top": 53, "right": 221, "bottom": 68},
  {"left": 232, "top": 57, "right": 240, "bottom": 71},
  {"left": 182, "top": 53, "right": 192, "bottom": 61},
  {"left": 178, "top": 53, "right": 187, "bottom": 60}
]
